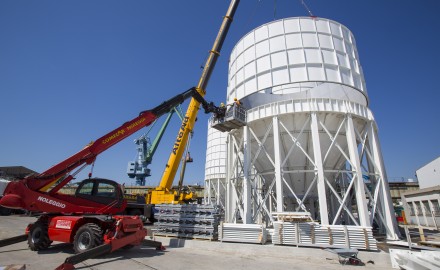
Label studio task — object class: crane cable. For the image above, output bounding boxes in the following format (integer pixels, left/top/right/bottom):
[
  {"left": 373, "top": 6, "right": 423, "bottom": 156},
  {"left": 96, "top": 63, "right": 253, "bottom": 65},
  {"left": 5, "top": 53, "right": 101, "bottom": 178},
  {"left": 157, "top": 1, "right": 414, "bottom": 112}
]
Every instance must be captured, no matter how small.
[{"left": 299, "top": 0, "right": 314, "bottom": 17}]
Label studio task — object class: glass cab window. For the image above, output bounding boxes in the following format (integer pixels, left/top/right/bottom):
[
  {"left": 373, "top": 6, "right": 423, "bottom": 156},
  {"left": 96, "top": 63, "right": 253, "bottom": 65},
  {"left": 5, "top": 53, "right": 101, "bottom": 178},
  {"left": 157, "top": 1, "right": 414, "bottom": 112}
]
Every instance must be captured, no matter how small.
[
  {"left": 96, "top": 182, "right": 116, "bottom": 198},
  {"left": 76, "top": 182, "right": 94, "bottom": 196},
  {"left": 75, "top": 178, "right": 121, "bottom": 206}
]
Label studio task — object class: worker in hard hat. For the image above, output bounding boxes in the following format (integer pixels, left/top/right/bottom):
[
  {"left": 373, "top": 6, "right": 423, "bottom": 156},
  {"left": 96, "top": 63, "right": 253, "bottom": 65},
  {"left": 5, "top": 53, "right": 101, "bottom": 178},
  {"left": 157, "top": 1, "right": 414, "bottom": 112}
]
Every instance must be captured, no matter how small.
[{"left": 233, "top": 97, "right": 241, "bottom": 106}]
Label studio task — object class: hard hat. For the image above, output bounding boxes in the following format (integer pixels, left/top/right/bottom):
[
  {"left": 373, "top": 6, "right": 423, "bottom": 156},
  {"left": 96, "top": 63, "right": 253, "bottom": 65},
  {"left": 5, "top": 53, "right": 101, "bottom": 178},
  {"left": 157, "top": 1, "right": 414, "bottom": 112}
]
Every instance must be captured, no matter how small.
[{"left": 234, "top": 98, "right": 237, "bottom": 101}]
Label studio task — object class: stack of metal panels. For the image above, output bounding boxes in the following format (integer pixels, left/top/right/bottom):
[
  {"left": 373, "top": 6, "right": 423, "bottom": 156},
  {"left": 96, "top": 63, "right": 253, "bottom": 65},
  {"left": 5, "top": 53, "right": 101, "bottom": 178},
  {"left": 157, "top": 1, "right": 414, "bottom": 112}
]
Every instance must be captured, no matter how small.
[
  {"left": 314, "top": 225, "right": 332, "bottom": 246},
  {"left": 330, "top": 226, "right": 347, "bottom": 247},
  {"left": 298, "top": 223, "right": 313, "bottom": 244},
  {"left": 272, "top": 222, "right": 377, "bottom": 250},
  {"left": 346, "top": 226, "right": 377, "bottom": 250},
  {"left": 273, "top": 222, "right": 299, "bottom": 245},
  {"left": 220, "top": 223, "right": 267, "bottom": 244},
  {"left": 153, "top": 204, "right": 221, "bottom": 240}
]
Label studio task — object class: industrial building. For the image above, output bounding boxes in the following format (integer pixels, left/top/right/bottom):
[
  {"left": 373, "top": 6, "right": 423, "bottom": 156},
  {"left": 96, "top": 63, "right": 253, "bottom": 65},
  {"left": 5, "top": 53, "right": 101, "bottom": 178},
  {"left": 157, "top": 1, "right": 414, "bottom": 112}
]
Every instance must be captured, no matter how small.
[
  {"left": 416, "top": 156, "right": 440, "bottom": 189},
  {"left": 0, "top": 166, "right": 37, "bottom": 180},
  {"left": 401, "top": 185, "right": 440, "bottom": 229},
  {"left": 400, "top": 156, "right": 440, "bottom": 228},
  {"left": 388, "top": 179, "right": 419, "bottom": 205}
]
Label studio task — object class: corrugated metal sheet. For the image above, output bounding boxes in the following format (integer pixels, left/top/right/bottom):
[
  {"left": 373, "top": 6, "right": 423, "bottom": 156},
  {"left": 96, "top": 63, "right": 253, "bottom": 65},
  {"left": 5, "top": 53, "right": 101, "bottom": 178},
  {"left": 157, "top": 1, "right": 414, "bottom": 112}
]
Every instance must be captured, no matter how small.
[
  {"left": 272, "top": 222, "right": 377, "bottom": 251},
  {"left": 220, "top": 223, "right": 267, "bottom": 244}
]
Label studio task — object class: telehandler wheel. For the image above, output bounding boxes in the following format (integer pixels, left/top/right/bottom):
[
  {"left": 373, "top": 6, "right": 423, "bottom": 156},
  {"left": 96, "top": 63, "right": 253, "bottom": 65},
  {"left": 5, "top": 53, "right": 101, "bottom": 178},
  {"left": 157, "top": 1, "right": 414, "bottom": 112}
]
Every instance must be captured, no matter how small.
[
  {"left": 28, "top": 220, "right": 52, "bottom": 251},
  {"left": 122, "top": 244, "right": 135, "bottom": 250},
  {"left": 129, "top": 209, "right": 143, "bottom": 216},
  {"left": 73, "top": 223, "right": 103, "bottom": 254}
]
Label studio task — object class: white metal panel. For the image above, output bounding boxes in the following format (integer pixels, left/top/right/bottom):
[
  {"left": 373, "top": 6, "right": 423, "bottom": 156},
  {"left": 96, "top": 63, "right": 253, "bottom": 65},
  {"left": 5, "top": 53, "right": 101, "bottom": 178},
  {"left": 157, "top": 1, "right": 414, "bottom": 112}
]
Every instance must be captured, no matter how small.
[
  {"left": 243, "top": 32, "right": 255, "bottom": 50},
  {"left": 254, "top": 25, "right": 268, "bottom": 43},
  {"left": 270, "top": 35, "right": 286, "bottom": 52},
  {"left": 284, "top": 18, "right": 300, "bottom": 32},
  {"left": 319, "top": 34, "right": 333, "bottom": 49},
  {"left": 244, "top": 46, "right": 255, "bottom": 65},
  {"left": 289, "top": 65, "right": 307, "bottom": 81},
  {"left": 286, "top": 33, "right": 303, "bottom": 49},
  {"left": 300, "top": 18, "right": 315, "bottom": 32},
  {"left": 269, "top": 21, "right": 284, "bottom": 37},
  {"left": 256, "top": 40, "right": 269, "bottom": 58},
  {"left": 316, "top": 20, "right": 330, "bottom": 33},
  {"left": 244, "top": 62, "right": 256, "bottom": 79}
]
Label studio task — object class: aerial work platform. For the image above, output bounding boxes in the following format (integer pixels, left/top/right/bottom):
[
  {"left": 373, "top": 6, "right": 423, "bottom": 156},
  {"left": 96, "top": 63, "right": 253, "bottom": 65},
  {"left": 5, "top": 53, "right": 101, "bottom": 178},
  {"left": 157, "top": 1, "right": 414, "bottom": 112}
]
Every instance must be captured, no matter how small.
[{"left": 211, "top": 104, "right": 246, "bottom": 132}]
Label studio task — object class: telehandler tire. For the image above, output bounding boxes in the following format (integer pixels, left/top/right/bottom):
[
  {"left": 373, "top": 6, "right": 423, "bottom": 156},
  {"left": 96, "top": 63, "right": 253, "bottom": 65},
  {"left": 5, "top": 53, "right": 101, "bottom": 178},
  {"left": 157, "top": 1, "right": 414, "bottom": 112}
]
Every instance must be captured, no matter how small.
[
  {"left": 73, "top": 223, "right": 103, "bottom": 253},
  {"left": 28, "top": 220, "right": 52, "bottom": 251}
]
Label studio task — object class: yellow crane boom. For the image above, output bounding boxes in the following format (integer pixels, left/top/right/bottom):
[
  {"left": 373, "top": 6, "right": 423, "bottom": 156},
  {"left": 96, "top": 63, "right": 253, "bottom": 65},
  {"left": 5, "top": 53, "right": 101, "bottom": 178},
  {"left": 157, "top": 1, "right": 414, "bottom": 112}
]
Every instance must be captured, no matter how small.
[{"left": 150, "top": 0, "right": 240, "bottom": 204}]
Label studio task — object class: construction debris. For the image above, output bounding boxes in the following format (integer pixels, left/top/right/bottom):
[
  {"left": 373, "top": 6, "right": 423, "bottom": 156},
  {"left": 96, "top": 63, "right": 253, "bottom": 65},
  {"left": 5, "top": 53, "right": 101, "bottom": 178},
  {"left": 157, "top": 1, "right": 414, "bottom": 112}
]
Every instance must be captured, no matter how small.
[
  {"left": 0, "top": 265, "right": 26, "bottom": 270},
  {"left": 389, "top": 249, "right": 440, "bottom": 269}
]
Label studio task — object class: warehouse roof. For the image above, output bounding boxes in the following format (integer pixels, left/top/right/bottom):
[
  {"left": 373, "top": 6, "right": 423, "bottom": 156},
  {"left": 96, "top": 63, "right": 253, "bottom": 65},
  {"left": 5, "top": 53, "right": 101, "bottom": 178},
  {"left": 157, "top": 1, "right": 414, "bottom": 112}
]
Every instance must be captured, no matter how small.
[{"left": 0, "top": 166, "right": 38, "bottom": 180}]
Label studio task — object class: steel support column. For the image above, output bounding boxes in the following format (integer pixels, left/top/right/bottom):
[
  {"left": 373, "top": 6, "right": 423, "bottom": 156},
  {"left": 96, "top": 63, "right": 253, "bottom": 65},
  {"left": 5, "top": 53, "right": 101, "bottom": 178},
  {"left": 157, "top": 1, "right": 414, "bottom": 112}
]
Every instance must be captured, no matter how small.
[
  {"left": 243, "top": 126, "right": 252, "bottom": 223},
  {"left": 205, "top": 179, "right": 211, "bottom": 204},
  {"left": 346, "top": 115, "right": 369, "bottom": 226},
  {"left": 311, "top": 113, "right": 329, "bottom": 225},
  {"left": 225, "top": 134, "right": 235, "bottom": 222},
  {"left": 273, "top": 116, "right": 284, "bottom": 212},
  {"left": 217, "top": 179, "right": 221, "bottom": 206},
  {"left": 367, "top": 121, "right": 400, "bottom": 239}
]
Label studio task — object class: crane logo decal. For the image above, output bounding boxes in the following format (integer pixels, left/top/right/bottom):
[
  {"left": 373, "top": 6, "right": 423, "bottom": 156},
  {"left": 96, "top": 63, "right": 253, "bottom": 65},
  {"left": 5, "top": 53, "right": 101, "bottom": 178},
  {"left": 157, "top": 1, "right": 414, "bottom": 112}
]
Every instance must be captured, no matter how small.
[
  {"left": 55, "top": 219, "right": 72, "bottom": 229},
  {"left": 37, "top": 196, "right": 66, "bottom": 209},
  {"left": 173, "top": 116, "right": 189, "bottom": 155},
  {"left": 126, "top": 117, "right": 146, "bottom": 131},
  {"left": 102, "top": 129, "right": 126, "bottom": 145}
]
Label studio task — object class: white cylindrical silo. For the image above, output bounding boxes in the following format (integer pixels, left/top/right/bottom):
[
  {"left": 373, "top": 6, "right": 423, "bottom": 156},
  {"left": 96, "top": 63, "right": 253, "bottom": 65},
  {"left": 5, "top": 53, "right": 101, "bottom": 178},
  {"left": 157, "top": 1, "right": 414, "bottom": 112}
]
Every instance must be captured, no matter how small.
[
  {"left": 204, "top": 124, "right": 227, "bottom": 206},
  {"left": 207, "top": 17, "right": 399, "bottom": 240}
]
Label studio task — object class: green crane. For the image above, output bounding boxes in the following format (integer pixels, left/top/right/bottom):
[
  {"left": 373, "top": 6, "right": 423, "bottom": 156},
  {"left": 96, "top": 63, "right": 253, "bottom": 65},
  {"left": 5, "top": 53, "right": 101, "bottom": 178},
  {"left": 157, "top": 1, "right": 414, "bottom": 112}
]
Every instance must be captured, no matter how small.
[{"left": 127, "top": 106, "right": 183, "bottom": 186}]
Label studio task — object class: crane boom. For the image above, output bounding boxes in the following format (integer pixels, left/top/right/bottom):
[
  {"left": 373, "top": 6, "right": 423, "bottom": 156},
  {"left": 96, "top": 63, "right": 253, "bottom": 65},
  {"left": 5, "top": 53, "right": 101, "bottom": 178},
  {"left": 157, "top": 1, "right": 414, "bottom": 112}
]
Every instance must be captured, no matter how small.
[
  {"left": 156, "top": 0, "right": 240, "bottom": 197},
  {"left": 0, "top": 87, "right": 218, "bottom": 211}
]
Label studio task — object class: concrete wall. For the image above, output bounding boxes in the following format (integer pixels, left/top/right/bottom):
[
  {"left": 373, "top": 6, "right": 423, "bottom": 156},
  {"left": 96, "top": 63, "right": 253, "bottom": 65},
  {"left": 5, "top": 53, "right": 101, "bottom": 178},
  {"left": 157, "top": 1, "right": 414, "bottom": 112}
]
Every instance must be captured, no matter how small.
[{"left": 401, "top": 186, "right": 440, "bottom": 228}]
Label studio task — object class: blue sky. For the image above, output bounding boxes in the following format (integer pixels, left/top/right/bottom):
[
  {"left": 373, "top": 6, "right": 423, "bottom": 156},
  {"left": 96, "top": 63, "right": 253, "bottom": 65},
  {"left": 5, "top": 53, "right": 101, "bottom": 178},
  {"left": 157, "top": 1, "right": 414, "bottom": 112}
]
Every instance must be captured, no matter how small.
[{"left": 1, "top": 0, "right": 439, "bottom": 186}]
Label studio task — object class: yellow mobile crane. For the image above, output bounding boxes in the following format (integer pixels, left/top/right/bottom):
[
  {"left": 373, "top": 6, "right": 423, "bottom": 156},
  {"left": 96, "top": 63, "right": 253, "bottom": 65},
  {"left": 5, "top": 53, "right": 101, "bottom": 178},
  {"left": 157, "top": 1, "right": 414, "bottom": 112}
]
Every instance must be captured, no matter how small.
[{"left": 147, "top": 0, "right": 240, "bottom": 205}]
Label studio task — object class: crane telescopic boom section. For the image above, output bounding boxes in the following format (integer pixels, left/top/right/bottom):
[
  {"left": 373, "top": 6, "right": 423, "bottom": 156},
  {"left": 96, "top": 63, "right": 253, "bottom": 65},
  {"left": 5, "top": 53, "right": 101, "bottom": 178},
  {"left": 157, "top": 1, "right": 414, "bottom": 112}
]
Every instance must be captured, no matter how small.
[{"left": 156, "top": 0, "right": 240, "bottom": 195}]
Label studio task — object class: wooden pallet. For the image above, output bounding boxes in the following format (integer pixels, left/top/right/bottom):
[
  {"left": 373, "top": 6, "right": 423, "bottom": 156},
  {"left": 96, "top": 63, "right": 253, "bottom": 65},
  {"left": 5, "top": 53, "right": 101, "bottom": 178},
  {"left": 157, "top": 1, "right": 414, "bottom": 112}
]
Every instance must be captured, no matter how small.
[
  {"left": 418, "top": 241, "right": 440, "bottom": 248},
  {"left": 153, "top": 233, "right": 217, "bottom": 241}
]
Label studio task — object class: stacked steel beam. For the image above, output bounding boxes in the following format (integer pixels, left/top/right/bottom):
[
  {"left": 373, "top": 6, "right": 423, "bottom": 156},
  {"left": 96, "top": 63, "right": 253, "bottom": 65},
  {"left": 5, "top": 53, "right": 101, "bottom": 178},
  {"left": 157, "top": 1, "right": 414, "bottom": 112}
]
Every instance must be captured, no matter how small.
[
  {"left": 219, "top": 223, "right": 267, "bottom": 244},
  {"left": 272, "top": 222, "right": 377, "bottom": 251},
  {"left": 153, "top": 204, "right": 221, "bottom": 240}
]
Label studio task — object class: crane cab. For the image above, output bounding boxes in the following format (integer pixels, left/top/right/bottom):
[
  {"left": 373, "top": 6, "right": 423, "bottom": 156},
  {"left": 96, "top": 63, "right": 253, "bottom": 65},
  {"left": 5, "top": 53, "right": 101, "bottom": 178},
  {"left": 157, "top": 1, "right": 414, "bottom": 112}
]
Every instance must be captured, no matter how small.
[{"left": 75, "top": 178, "right": 125, "bottom": 210}]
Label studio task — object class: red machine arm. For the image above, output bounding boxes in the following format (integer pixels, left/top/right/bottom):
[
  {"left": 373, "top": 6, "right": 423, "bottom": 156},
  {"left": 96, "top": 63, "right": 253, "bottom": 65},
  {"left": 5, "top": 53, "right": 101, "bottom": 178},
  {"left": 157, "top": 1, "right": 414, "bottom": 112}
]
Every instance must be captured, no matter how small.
[
  {"left": 0, "top": 87, "right": 219, "bottom": 212},
  {"left": 26, "top": 87, "right": 208, "bottom": 192},
  {"left": 26, "top": 110, "right": 158, "bottom": 191}
]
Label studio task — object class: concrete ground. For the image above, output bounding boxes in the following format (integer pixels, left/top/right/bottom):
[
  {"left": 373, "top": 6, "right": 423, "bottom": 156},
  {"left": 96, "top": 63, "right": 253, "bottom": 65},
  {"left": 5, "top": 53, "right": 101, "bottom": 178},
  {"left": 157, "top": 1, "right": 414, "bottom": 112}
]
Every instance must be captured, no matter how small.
[{"left": 0, "top": 215, "right": 393, "bottom": 270}]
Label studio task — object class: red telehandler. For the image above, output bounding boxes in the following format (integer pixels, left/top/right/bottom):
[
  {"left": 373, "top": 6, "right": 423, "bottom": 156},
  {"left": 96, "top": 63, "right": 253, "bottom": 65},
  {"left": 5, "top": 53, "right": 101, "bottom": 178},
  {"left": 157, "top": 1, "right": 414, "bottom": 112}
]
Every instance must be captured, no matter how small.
[{"left": 0, "top": 87, "right": 225, "bottom": 270}]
